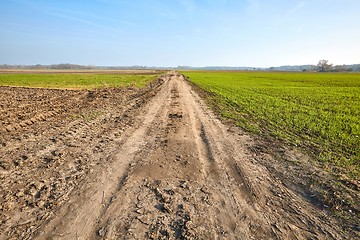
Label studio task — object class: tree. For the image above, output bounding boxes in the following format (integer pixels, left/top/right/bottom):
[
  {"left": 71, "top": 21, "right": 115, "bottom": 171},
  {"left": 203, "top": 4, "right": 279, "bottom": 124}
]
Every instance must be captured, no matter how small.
[{"left": 317, "top": 60, "right": 332, "bottom": 72}]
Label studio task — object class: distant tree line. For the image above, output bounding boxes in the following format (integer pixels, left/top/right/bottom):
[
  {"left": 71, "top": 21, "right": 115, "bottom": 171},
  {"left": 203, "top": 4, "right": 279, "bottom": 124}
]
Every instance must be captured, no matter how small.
[
  {"left": 269, "top": 61, "right": 360, "bottom": 72},
  {"left": 0, "top": 63, "right": 96, "bottom": 70},
  {"left": 1, "top": 63, "right": 359, "bottom": 72},
  {"left": 316, "top": 60, "right": 360, "bottom": 72},
  {"left": 0, "top": 64, "right": 171, "bottom": 70}
]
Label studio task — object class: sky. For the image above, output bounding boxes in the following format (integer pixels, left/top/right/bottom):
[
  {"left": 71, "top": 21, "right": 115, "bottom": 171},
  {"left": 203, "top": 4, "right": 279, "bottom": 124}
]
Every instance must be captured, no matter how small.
[{"left": 0, "top": 0, "right": 359, "bottom": 67}]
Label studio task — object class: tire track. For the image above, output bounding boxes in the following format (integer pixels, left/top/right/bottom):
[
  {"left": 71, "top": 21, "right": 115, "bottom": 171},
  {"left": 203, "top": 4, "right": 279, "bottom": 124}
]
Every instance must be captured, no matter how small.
[
  {"left": 34, "top": 76, "right": 172, "bottom": 240},
  {"left": 0, "top": 77, "right": 165, "bottom": 239},
  {"left": 62, "top": 72, "right": 350, "bottom": 239}
]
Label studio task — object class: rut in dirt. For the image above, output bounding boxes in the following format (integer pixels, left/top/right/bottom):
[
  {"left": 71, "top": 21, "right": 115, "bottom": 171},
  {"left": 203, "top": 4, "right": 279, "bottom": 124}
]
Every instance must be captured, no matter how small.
[{"left": 0, "top": 72, "right": 355, "bottom": 239}]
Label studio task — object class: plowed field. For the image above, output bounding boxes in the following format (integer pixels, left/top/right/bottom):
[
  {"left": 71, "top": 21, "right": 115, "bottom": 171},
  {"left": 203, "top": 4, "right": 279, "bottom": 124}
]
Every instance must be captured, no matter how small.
[{"left": 0, "top": 72, "right": 357, "bottom": 239}]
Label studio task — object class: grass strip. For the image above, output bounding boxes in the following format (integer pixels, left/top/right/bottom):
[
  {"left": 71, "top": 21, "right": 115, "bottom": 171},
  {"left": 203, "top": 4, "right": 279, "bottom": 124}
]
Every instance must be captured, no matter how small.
[{"left": 184, "top": 71, "right": 360, "bottom": 180}]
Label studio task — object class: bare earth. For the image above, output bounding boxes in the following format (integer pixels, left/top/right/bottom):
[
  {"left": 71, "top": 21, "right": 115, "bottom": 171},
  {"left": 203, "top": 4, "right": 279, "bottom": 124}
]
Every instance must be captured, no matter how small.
[{"left": 0, "top": 72, "right": 356, "bottom": 239}]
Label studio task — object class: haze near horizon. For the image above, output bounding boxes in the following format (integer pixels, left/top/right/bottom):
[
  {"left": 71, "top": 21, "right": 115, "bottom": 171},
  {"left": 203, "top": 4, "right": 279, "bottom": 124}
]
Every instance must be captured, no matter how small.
[{"left": 1, "top": 0, "right": 359, "bottom": 67}]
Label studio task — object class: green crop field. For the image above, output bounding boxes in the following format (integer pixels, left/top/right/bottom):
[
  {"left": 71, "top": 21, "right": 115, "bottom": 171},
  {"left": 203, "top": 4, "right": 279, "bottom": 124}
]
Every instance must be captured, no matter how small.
[
  {"left": 184, "top": 71, "right": 360, "bottom": 179},
  {"left": 0, "top": 72, "right": 162, "bottom": 89}
]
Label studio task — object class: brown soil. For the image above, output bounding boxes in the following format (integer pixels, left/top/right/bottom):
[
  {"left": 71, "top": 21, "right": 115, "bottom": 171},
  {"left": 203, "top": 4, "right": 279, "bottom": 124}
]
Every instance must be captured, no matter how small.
[{"left": 0, "top": 72, "right": 358, "bottom": 239}]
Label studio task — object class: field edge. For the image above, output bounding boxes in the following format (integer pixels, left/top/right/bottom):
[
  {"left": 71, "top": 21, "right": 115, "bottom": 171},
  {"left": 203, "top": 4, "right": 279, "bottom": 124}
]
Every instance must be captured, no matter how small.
[{"left": 183, "top": 73, "right": 360, "bottom": 233}]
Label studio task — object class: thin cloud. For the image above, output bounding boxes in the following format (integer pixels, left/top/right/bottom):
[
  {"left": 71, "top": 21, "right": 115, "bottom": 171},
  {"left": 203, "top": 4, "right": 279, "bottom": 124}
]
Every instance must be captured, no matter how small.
[
  {"left": 44, "top": 8, "right": 128, "bottom": 32},
  {"left": 49, "top": 7, "right": 139, "bottom": 27},
  {"left": 0, "top": 21, "right": 53, "bottom": 36},
  {"left": 9, "top": 0, "right": 135, "bottom": 32}
]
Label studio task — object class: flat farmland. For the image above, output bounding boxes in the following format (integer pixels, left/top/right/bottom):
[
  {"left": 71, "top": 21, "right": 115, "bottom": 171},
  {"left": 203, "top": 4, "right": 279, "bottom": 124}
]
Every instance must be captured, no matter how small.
[
  {"left": 0, "top": 71, "right": 358, "bottom": 239},
  {"left": 184, "top": 71, "right": 360, "bottom": 179},
  {"left": 0, "top": 69, "right": 164, "bottom": 89}
]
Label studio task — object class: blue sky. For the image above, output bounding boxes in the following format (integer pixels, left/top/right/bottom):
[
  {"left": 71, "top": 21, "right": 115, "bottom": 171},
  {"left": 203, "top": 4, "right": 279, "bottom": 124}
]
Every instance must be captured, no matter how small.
[{"left": 1, "top": 0, "right": 359, "bottom": 67}]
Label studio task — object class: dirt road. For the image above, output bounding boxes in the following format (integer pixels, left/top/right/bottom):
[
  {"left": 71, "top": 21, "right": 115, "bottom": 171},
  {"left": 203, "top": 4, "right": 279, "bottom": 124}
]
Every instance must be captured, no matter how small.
[{"left": 0, "top": 72, "right": 355, "bottom": 239}]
